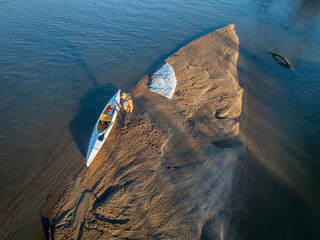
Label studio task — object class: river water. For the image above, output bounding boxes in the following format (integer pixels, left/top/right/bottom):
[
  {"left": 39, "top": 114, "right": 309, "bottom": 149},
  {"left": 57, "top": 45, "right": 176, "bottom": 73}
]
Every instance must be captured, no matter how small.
[{"left": 0, "top": 0, "right": 319, "bottom": 239}]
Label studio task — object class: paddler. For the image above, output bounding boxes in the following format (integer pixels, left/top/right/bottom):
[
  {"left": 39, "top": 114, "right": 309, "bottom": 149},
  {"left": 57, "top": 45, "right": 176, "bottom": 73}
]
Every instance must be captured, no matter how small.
[{"left": 119, "top": 92, "right": 133, "bottom": 129}]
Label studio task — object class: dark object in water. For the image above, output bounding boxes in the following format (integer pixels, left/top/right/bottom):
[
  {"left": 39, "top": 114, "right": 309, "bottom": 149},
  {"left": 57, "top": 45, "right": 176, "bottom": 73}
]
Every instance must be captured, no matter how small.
[
  {"left": 269, "top": 52, "right": 293, "bottom": 68},
  {"left": 41, "top": 213, "right": 52, "bottom": 240}
]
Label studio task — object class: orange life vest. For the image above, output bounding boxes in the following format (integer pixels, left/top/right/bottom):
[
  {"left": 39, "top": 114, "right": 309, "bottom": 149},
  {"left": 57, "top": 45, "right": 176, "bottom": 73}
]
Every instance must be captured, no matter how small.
[{"left": 120, "top": 97, "right": 133, "bottom": 112}]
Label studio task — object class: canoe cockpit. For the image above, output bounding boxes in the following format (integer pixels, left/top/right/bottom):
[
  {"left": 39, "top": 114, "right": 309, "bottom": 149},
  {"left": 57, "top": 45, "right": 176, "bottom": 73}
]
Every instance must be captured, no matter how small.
[{"left": 97, "top": 104, "right": 116, "bottom": 133}]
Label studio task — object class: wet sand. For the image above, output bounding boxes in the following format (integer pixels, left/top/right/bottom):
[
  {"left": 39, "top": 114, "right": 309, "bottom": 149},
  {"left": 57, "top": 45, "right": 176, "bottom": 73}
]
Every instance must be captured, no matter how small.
[{"left": 47, "top": 24, "right": 243, "bottom": 239}]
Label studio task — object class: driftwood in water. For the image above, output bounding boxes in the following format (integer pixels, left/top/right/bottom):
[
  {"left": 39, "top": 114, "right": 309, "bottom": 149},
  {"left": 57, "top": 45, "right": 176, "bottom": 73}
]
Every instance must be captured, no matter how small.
[{"left": 269, "top": 52, "right": 293, "bottom": 68}]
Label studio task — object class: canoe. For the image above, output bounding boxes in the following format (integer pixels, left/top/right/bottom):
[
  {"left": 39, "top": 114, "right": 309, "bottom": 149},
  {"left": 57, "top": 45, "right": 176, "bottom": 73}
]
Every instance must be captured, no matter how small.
[{"left": 86, "top": 90, "right": 120, "bottom": 166}]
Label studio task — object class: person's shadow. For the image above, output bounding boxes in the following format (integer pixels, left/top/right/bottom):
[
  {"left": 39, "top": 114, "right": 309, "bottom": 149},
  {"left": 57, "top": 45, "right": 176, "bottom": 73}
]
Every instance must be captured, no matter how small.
[
  {"left": 70, "top": 84, "right": 116, "bottom": 158},
  {"left": 63, "top": 39, "right": 117, "bottom": 158}
]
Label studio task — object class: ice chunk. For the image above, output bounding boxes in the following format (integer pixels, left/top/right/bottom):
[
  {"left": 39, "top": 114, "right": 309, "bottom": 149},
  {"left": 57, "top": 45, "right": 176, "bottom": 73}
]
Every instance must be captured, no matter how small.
[{"left": 149, "top": 63, "right": 177, "bottom": 99}]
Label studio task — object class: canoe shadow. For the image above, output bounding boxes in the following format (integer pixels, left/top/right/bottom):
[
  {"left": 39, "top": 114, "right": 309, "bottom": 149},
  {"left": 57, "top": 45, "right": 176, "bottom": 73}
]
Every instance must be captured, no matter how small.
[{"left": 70, "top": 83, "right": 117, "bottom": 158}]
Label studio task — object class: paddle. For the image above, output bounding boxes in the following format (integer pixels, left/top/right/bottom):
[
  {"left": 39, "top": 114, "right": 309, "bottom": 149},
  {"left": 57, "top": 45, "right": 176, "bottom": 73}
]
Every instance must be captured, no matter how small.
[{"left": 98, "top": 122, "right": 113, "bottom": 141}]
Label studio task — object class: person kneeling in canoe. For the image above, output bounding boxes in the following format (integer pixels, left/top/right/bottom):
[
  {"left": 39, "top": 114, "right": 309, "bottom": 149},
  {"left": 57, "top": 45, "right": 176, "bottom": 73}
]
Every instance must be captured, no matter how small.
[{"left": 119, "top": 92, "right": 133, "bottom": 129}]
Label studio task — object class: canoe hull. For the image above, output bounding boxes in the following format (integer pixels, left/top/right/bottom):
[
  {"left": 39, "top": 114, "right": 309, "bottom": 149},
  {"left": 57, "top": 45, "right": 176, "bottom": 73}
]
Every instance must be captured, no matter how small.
[{"left": 86, "top": 90, "right": 120, "bottom": 166}]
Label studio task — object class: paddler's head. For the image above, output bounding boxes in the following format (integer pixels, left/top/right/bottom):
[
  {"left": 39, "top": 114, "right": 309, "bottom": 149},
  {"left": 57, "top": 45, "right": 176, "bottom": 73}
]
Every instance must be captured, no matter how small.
[
  {"left": 121, "top": 92, "right": 127, "bottom": 99},
  {"left": 126, "top": 93, "right": 131, "bottom": 99}
]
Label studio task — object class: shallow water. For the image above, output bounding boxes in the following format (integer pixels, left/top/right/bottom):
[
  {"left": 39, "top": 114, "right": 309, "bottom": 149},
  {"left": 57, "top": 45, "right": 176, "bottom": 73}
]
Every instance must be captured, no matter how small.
[{"left": 0, "top": 0, "right": 319, "bottom": 239}]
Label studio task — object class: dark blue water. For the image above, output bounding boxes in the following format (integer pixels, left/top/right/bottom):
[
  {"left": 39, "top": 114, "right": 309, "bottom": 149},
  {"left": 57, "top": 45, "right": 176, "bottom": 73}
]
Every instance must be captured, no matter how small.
[{"left": 0, "top": 0, "right": 319, "bottom": 239}]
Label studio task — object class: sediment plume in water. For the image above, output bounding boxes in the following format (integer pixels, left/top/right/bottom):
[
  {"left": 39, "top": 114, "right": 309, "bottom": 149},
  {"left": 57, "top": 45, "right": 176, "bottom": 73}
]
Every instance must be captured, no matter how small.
[{"left": 47, "top": 24, "right": 243, "bottom": 239}]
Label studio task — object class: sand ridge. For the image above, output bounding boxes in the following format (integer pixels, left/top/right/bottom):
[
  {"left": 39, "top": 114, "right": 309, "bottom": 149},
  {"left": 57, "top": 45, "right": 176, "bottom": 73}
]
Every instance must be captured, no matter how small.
[{"left": 48, "top": 24, "right": 243, "bottom": 239}]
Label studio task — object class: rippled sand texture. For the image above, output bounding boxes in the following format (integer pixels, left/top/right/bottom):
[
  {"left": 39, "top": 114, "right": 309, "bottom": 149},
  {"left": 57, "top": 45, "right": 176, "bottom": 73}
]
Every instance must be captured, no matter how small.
[{"left": 50, "top": 24, "right": 243, "bottom": 239}]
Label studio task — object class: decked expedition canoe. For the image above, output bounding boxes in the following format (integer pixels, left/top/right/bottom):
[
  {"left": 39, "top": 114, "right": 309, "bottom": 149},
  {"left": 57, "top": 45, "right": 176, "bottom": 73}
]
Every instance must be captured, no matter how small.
[{"left": 86, "top": 90, "right": 120, "bottom": 166}]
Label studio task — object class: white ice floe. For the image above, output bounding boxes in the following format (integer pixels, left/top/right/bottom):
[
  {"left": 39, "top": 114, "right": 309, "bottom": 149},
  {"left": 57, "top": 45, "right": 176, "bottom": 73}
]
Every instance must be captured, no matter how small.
[{"left": 149, "top": 63, "right": 177, "bottom": 99}]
